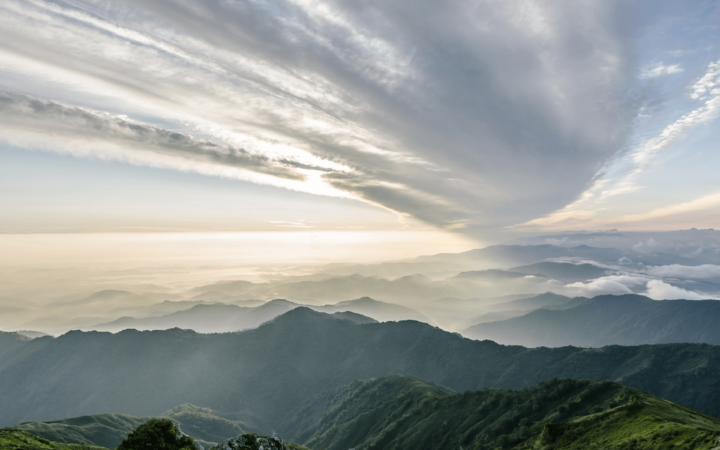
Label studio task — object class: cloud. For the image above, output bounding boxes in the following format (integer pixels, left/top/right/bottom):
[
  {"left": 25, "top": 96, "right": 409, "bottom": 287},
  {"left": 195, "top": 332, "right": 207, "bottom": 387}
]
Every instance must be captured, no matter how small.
[
  {"left": 644, "top": 279, "right": 707, "bottom": 300},
  {"left": 564, "top": 275, "right": 646, "bottom": 297},
  {"left": 642, "top": 264, "right": 720, "bottom": 279},
  {"left": 517, "top": 57, "right": 720, "bottom": 230},
  {"left": 640, "top": 63, "right": 683, "bottom": 79},
  {"left": 0, "top": 0, "right": 642, "bottom": 234},
  {"left": 0, "top": 93, "right": 309, "bottom": 179}
]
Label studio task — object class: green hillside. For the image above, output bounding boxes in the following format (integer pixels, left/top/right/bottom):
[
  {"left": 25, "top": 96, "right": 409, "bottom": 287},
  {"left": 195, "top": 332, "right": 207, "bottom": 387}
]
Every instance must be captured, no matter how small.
[
  {"left": 10, "top": 404, "right": 250, "bottom": 449},
  {"left": 282, "top": 376, "right": 720, "bottom": 450},
  {"left": 9, "top": 414, "right": 149, "bottom": 450},
  {"left": 0, "top": 429, "right": 108, "bottom": 450},
  {"left": 163, "top": 404, "right": 249, "bottom": 449}
]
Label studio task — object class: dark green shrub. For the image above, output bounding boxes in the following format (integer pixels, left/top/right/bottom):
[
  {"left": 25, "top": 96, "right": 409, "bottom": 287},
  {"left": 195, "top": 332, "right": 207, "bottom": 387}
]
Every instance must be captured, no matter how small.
[{"left": 116, "top": 418, "right": 195, "bottom": 450}]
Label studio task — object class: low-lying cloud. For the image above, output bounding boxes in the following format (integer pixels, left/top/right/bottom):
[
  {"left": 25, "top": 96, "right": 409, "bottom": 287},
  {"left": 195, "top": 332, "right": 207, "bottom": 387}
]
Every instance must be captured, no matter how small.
[
  {"left": 565, "top": 275, "right": 647, "bottom": 297},
  {"left": 644, "top": 280, "right": 707, "bottom": 300}
]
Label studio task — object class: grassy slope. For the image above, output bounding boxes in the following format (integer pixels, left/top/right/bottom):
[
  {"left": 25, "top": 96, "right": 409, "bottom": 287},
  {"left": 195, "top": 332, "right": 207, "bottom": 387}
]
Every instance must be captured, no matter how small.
[
  {"left": 9, "top": 414, "right": 150, "bottom": 449},
  {"left": 286, "top": 376, "right": 720, "bottom": 450},
  {"left": 163, "top": 404, "right": 247, "bottom": 449},
  {"left": 516, "top": 394, "right": 720, "bottom": 450},
  {"left": 9, "top": 405, "right": 249, "bottom": 450},
  {"left": 0, "top": 429, "right": 108, "bottom": 450}
]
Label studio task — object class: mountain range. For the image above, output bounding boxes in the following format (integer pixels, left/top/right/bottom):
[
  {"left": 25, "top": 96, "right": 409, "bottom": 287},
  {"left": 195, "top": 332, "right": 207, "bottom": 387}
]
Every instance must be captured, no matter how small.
[
  {"left": 3, "top": 308, "right": 720, "bottom": 432},
  {"left": 85, "top": 297, "right": 420, "bottom": 333},
  {"left": 462, "top": 294, "right": 720, "bottom": 347}
]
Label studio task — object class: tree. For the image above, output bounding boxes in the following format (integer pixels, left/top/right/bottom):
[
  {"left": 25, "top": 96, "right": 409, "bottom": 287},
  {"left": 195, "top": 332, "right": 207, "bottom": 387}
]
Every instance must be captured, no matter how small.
[{"left": 117, "top": 418, "right": 196, "bottom": 450}]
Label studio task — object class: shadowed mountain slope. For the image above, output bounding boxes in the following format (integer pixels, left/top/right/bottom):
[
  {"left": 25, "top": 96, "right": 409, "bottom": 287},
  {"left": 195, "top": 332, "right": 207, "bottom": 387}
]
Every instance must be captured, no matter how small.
[
  {"left": 462, "top": 294, "right": 720, "bottom": 347},
  {"left": 2, "top": 308, "right": 720, "bottom": 430},
  {"left": 330, "top": 311, "right": 378, "bottom": 324}
]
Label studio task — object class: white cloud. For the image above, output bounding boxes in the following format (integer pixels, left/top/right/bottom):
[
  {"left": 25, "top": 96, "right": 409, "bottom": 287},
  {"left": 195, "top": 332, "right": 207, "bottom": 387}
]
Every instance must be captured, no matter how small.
[
  {"left": 564, "top": 275, "right": 647, "bottom": 297},
  {"left": 640, "top": 63, "right": 684, "bottom": 79},
  {"left": 644, "top": 279, "right": 707, "bottom": 300},
  {"left": 515, "top": 58, "right": 720, "bottom": 230},
  {"left": 642, "top": 264, "right": 720, "bottom": 279},
  {"left": 0, "top": 0, "right": 641, "bottom": 234}
]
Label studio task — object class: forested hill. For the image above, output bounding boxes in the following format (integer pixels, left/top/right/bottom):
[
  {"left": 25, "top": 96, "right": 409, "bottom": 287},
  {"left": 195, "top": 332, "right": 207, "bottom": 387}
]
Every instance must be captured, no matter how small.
[
  {"left": 281, "top": 376, "right": 720, "bottom": 450},
  {"left": 2, "top": 308, "right": 720, "bottom": 430}
]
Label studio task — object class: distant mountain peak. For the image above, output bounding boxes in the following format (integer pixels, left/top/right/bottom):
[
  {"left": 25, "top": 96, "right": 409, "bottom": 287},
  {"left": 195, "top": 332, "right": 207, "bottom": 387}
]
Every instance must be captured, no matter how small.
[{"left": 265, "top": 307, "right": 331, "bottom": 325}]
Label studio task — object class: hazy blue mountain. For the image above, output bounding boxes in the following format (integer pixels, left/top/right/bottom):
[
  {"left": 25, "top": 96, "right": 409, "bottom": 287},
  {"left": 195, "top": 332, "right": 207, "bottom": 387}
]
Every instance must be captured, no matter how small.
[
  {"left": 484, "top": 292, "right": 588, "bottom": 312},
  {"left": 3, "top": 308, "right": 720, "bottom": 430},
  {"left": 319, "top": 260, "right": 470, "bottom": 278},
  {"left": 114, "top": 300, "right": 211, "bottom": 318},
  {"left": 12, "top": 330, "right": 50, "bottom": 339},
  {"left": 187, "top": 291, "right": 236, "bottom": 301},
  {"left": 251, "top": 274, "right": 455, "bottom": 303},
  {"left": 456, "top": 293, "right": 589, "bottom": 330},
  {"left": 508, "top": 230, "right": 720, "bottom": 265},
  {"left": 86, "top": 298, "right": 416, "bottom": 333},
  {"left": 281, "top": 376, "right": 720, "bottom": 450},
  {"left": 458, "top": 309, "right": 531, "bottom": 326},
  {"left": 462, "top": 294, "right": 720, "bottom": 347},
  {"left": 414, "top": 244, "right": 625, "bottom": 266},
  {"left": 86, "top": 303, "right": 256, "bottom": 333},
  {"left": 404, "top": 294, "right": 533, "bottom": 330},
  {"left": 509, "top": 262, "right": 608, "bottom": 281},
  {"left": 452, "top": 269, "right": 534, "bottom": 279},
  {"left": 187, "top": 280, "right": 257, "bottom": 296},
  {"left": 88, "top": 299, "right": 301, "bottom": 333},
  {"left": 312, "top": 297, "right": 431, "bottom": 323},
  {"left": 414, "top": 244, "right": 695, "bottom": 268}
]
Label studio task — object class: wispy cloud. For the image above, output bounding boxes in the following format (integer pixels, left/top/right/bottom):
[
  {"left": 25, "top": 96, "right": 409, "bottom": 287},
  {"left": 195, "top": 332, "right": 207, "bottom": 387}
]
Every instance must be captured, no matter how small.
[
  {"left": 639, "top": 62, "right": 684, "bottom": 79},
  {"left": 0, "top": 0, "right": 641, "bottom": 234},
  {"left": 520, "top": 57, "right": 720, "bottom": 229}
]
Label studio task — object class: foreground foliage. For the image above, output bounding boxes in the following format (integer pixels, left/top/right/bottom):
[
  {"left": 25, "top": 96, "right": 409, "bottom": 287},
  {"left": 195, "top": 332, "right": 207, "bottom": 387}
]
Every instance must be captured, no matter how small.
[
  {"left": 0, "top": 429, "right": 107, "bottom": 450},
  {"left": 115, "top": 419, "right": 195, "bottom": 450},
  {"left": 208, "top": 433, "right": 310, "bottom": 450}
]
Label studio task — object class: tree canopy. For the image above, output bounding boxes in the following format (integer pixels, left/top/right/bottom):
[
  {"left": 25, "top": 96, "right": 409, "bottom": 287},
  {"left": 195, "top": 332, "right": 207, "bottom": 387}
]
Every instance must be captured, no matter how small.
[{"left": 116, "top": 418, "right": 195, "bottom": 450}]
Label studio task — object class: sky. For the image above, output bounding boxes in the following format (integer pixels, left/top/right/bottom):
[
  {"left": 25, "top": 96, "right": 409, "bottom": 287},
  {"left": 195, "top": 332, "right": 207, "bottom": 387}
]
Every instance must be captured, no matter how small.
[{"left": 1, "top": 0, "right": 720, "bottom": 262}]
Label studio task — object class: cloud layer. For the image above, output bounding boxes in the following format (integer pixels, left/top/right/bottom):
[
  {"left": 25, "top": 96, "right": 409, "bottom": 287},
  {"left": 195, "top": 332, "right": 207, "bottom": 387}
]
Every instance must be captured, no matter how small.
[{"left": 0, "top": 0, "right": 641, "bottom": 234}]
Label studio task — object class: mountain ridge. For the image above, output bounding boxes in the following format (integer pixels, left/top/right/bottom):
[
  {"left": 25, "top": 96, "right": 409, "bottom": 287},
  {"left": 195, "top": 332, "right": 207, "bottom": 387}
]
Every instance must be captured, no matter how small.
[
  {"left": 462, "top": 294, "right": 720, "bottom": 347},
  {"left": 3, "top": 308, "right": 720, "bottom": 431}
]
